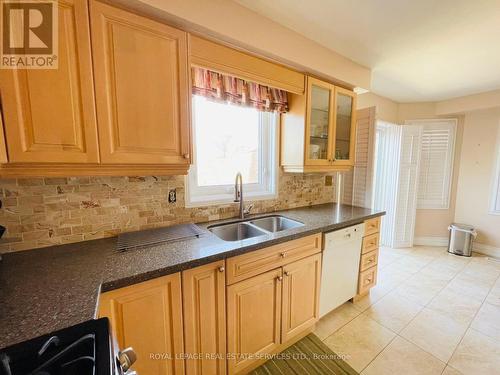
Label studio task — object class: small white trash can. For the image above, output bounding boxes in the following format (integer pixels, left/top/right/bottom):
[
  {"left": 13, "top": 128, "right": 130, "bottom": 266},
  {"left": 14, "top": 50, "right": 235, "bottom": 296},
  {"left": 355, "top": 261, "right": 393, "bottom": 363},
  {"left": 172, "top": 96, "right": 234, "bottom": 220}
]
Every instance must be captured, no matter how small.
[{"left": 447, "top": 223, "right": 477, "bottom": 257}]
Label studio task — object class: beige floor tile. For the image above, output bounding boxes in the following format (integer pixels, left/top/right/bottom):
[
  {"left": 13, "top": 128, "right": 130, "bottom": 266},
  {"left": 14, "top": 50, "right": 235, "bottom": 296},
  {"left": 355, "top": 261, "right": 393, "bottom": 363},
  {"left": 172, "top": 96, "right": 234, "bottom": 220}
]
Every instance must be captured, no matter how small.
[
  {"left": 427, "top": 288, "right": 482, "bottom": 325},
  {"left": 459, "top": 264, "right": 500, "bottom": 285},
  {"left": 394, "top": 273, "right": 447, "bottom": 306},
  {"left": 352, "top": 286, "right": 390, "bottom": 312},
  {"left": 431, "top": 254, "right": 470, "bottom": 272},
  {"left": 485, "top": 284, "right": 500, "bottom": 307},
  {"left": 314, "top": 302, "right": 361, "bottom": 340},
  {"left": 392, "top": 256, "right": 429, "bottom": 274},
  {"left": 441, "top": 366, "right": 463, "bottom": 375},
  {"left": 378, "top": 247, "right": 404, "bottom": 269},
  {"left": 449, "top": 329, "right": 500, "bottom": 375},
  {"left": 323, "top": 314, "right": 395, "bottom": 372},
  {"left": 419, "top": 262, "right": 459, "bottom": 281},
  {"left": 470, "top": 302, "right": 500, "bottom": 340},
  {"left": 400, "top": 308, "right": 468, "bottom": 362},
  {"left": 362, "top": 292, "right": 423, "bottom": 333},
  {"left": 444, "top": 276, "right": 491, "bottom": 302},
  {"left": 361, "top": 336, "right": 445, "bottom": 375}
]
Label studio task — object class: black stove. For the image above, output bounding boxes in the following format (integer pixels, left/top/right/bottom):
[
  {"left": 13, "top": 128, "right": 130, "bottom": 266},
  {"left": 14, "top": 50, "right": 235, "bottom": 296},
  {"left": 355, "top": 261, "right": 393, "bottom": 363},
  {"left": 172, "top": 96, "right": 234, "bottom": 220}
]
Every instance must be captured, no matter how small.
[{"left": 0, "top": 318, "right": 129, "bottom": 375}]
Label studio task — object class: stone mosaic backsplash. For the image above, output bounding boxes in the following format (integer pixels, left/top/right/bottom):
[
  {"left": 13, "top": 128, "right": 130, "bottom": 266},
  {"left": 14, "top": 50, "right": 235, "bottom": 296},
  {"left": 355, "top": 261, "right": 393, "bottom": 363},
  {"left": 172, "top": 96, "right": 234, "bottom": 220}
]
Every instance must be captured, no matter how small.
[{"left": 0, "top": 171, "right": 334, "bottom": 253}]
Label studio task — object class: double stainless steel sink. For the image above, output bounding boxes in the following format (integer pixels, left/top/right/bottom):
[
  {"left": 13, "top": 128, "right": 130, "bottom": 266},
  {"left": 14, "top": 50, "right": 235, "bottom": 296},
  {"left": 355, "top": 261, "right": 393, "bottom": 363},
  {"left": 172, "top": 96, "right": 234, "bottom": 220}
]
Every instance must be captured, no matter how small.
[{"left": 208, "top": 215, "right": 304, "bottom": 242}]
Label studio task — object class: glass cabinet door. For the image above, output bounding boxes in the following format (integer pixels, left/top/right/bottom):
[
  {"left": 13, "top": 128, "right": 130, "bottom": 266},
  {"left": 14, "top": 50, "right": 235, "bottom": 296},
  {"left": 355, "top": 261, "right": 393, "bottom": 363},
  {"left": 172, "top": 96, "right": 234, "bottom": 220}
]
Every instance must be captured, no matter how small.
[
  {"left": 306, "top": 79, "right": 333, "bottom": 164},
  {"left": 333, "top": 88, "right": 355, "bottom": 164}
]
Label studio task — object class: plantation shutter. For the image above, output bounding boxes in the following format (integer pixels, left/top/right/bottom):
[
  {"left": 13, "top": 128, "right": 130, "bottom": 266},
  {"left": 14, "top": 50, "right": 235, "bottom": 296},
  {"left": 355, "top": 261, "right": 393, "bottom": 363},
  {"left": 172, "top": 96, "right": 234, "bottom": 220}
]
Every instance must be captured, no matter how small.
[
  {"left": 352, "top": 107, "right": 376, "bottom": 207},
  {"left": 410, "top": 120, "right": 456, "bottom": 209},
  {"left": 393, "top": 126, "right": 422, "bottom": 248}
]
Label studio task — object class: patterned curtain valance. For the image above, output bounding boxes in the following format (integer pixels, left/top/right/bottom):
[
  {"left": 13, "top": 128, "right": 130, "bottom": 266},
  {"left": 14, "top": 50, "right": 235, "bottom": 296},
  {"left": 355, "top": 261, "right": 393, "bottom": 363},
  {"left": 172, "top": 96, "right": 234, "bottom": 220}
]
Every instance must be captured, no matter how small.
[{"left": 192, "top": 67, "right": 288, "bottom": 113}]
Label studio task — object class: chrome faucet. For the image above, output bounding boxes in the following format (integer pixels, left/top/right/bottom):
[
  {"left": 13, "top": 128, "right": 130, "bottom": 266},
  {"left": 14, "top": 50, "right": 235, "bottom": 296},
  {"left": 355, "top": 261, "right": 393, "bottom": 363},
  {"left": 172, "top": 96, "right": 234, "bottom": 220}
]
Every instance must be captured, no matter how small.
[{"left": 234, "top": 172, "right": 253, "bottom": 219}]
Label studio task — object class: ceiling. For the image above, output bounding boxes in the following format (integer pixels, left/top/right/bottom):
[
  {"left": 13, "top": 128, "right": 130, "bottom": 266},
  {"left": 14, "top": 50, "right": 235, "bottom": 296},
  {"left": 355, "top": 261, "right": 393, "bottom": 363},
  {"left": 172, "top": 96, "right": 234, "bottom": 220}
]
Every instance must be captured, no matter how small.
[{"left": 234, "top": 0, "right": 500, "bottom": 102}]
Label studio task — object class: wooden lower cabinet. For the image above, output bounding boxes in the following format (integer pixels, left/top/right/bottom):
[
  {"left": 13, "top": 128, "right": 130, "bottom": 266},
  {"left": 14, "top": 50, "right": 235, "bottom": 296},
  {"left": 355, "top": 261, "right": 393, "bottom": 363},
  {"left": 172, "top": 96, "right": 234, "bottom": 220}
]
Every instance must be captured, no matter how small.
[
  {"left": 227, "top": 268, "right": 283, "bottom": 375},
  {"left": 98, "top": 239, "right": 323, "bottom": 375},
  {"left": 282, "top": 253, "right": 322, "bottom": 343},
  {"left": 182, "top": 260, "right": 226, "bottom": 375},
  {"left": 355, "top": 217, "right": 382, "bottom": 299},
  {"left": 99, "top": 274, "right": 185, "bottom": 375},
  {"left": 227, "top": 252, "right": 322, "bottom": 374}
]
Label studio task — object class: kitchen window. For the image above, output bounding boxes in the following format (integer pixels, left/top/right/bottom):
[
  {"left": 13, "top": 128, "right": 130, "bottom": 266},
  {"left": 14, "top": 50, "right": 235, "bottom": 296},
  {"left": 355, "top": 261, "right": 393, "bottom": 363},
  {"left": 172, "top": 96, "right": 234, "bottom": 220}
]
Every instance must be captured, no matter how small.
[{"left": 186, "top": 95, "right": 278, "bottom": 206}]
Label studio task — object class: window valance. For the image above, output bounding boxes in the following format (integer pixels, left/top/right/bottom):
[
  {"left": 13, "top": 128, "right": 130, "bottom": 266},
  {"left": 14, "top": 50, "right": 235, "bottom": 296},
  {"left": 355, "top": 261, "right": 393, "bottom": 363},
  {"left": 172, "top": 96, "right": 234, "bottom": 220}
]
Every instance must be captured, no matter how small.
[{"left": 192, "top": 67, "right": 288, "bottom": 113}]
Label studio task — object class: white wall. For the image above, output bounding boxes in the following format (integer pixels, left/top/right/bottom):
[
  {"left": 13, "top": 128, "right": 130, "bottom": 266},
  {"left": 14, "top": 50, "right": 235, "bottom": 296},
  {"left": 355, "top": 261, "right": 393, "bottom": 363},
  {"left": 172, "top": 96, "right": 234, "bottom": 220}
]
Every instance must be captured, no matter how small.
[{"left": 454, "top": 108, "right": 500, "bottom": 248}]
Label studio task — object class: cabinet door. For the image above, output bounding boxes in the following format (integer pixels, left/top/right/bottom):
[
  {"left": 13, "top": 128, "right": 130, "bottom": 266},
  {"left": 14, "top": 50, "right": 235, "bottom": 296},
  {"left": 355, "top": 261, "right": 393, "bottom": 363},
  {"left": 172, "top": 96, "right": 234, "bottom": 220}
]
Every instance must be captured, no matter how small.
[
  {"left": 0, "top": 0, "right": 99, "bottom": 163},
  {"left": 0, "top": 113, "right": 7, "bottom": 163},
  {"left": 282, "top": 253, "right": 322, "bottom": 342},
  {"left": 99, "top": 274, "right": 185, "bottom": 375},
  {"left": 332, "top": 87, "right": 356, "bottom": 167},
  {"left": 182, "top": 261, "right": 226, "bottom": 375},
  {"left": 227, "top": 268, "right": 282, "bottom": 375},
  {"left": 90, "top": 1, "right": 190, "bottom": 165},
  {"left": 305, "top": 77, "right": 334, "bottom": 166}
]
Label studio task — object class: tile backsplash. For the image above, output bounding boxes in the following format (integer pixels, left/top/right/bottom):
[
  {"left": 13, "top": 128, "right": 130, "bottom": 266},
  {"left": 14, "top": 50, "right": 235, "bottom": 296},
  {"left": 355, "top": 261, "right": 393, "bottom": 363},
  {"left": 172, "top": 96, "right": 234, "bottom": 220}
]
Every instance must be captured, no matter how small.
[{"left": 0, "top": 171, "right": 334, "bottom": 253}]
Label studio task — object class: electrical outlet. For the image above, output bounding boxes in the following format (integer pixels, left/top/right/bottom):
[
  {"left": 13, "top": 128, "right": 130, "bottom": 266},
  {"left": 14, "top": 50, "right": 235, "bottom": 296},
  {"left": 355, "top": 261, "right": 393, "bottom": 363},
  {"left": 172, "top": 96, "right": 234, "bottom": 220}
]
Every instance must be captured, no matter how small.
[
  {"left": 168, "top": 189, "right": 176, "bottom": 203},
  {"left": 325, "top": 175, "right": 333, "bottom": 186}
]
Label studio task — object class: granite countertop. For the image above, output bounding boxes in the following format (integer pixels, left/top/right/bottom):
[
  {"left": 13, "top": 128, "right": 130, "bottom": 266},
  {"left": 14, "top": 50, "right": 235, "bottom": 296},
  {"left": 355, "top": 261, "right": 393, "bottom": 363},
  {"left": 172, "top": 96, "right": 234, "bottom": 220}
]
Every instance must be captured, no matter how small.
[{"left": 0, "top": 203, "right": 384, "bottom": 349}]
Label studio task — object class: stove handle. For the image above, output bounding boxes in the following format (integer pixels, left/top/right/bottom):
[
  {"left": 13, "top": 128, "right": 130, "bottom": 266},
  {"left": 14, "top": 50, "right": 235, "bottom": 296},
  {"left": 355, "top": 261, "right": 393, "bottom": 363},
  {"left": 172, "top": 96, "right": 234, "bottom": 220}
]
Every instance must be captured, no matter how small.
[{"left": 118, "top": 347, "right": 137, "bottom": 372}]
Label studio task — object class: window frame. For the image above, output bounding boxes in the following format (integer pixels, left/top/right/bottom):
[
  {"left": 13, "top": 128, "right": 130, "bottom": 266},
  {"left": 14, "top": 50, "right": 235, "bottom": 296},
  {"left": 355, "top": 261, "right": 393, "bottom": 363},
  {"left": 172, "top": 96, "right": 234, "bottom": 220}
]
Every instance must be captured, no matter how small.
[
  {"left": 185, "top": 96, "right": 278, "bottom": 207},
  {"left": 406, "top": 119, "right": 457, "bottom": 210}
]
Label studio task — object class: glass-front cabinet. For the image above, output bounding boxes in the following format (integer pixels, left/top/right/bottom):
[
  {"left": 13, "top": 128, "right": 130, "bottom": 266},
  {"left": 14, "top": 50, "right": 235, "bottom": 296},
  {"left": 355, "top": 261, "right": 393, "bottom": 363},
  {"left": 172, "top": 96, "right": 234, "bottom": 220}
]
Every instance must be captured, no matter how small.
[
  {"left": 303, "top": 78, "right": 356, "bottom": 169},
  {"left": 332, "top": 87, "right": 356, "bottom": 166},
  {"left": 305, "top": 78, "right": 333, "bottom": 165}
]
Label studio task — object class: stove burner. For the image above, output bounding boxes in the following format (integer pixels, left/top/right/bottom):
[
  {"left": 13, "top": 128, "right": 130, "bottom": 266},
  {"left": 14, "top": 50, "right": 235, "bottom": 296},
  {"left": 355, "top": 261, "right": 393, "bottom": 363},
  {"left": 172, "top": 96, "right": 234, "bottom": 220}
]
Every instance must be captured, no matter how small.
[{"left": 0, "top": 319, "right": 113, "bottom": 375}]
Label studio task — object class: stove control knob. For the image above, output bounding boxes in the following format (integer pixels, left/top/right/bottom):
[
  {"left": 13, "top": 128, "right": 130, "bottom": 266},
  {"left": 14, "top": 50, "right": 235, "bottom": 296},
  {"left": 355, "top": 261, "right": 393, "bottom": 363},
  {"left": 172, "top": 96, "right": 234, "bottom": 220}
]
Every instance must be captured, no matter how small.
[{"left": 118, "top": 347, "right": 137, "bottom": 372}]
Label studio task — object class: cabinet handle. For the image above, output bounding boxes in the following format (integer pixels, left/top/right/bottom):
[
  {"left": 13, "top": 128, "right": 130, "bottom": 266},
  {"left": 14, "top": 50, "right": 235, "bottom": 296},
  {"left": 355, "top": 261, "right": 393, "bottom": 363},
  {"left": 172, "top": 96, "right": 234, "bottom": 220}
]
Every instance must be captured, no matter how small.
[
  {"left": 280, "top": 252, "right": 286, "bottom": 258},
  {"left": 218, "top": 266, "right": 225, "bottom": 273},
  {"left": 277, "top": 276, "right": 283, "bottom": 281},
  {"left": 284, "top": 271, "right": 290, "bottom": 277},
  {"left": 183, "top": 153, "right": 190, "bottom": 159}
]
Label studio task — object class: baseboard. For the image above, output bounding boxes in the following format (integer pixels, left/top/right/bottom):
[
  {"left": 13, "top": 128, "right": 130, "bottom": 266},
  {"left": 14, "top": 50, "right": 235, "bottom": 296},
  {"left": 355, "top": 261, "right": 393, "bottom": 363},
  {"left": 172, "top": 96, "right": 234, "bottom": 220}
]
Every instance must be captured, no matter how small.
[
  {"left": 473, "top": 243, "right": 500, "bottom": 259},
  {"left": 414, "top": 236, "right": 449, "bottom": 246}
]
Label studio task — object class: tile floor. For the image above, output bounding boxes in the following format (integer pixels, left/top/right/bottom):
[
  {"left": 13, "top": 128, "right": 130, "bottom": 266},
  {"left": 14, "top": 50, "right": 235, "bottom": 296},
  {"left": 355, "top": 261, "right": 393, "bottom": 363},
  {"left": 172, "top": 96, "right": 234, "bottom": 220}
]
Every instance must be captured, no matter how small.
[{"left": 314, "top": 246, "right": 500, "bottom": 375}]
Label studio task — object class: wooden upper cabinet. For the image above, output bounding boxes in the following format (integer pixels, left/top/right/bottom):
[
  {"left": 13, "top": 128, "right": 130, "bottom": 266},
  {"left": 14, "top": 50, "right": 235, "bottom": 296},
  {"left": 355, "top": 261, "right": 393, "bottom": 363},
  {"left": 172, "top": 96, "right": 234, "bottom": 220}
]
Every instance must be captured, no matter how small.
[
  {"left": 90, "top": 1, "right": 190, "bottom": 165},
  {"left": 332, "top": 87, "right": 357, "bottom": 167},
  {"left": 304, "top": 77, "right": 335, "bottom": 167},
  {"left": 281, "top": 76, "right": 357, "bottom": 173},
  {"left": 99, "top": 274, "right": 185, "bottom": 375},
  {"left": 281, "top": 253, "right": 322, "bottom": 342},
  {"left": 182, "top": 261, "right": 226, "bottom": 375},
  {"left": 0, "top": 0, "right": 99, "bottom": 163},
  {"left": 189, "top": 35, "right": 305, "bottom": 94}
]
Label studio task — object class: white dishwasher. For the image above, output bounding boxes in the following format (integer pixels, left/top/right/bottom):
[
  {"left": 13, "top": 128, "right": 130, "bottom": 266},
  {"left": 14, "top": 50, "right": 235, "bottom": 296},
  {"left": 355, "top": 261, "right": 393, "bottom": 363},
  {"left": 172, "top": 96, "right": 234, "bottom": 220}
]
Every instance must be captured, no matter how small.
[{"left": 319, "top": 223, "right": 365, "bottom": 317}]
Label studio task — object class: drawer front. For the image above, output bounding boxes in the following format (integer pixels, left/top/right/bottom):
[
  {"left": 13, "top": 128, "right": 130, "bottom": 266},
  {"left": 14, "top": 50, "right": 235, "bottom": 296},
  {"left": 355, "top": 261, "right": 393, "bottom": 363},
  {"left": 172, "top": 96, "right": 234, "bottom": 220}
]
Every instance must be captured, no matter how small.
[
  {"left": 226, "top": 234, "right": 322, "bottom": 285},
  {"left": 364, "top": 217, "right": 381, "bottom": 236},
  {"left": 360, "top": 249, "right": 379, "bottom": 272},
  {"left": 358, "top": 266, "right": 377, "bottom": 295},
  {"left": 362, "top": 233, "right": 379, "bottom": 254}
]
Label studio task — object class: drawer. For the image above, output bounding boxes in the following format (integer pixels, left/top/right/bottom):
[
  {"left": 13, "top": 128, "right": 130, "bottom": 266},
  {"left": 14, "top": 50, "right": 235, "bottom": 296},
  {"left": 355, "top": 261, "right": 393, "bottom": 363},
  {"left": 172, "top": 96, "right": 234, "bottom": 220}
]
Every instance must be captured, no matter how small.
[
  {"left": 364, "top": 217, "right": 381, "bottom": 236},
  {"left": 226, "top": 234, "right": 322, "bottom": 285},
  {"left": 359, "top": 249, "right": 378, "bottom": 272},
  {"left": 358, "top": 266, "right": 377, "bottom": 295},
  {"left": 362, "top": 233, "right": 379, "bottom": 254}
]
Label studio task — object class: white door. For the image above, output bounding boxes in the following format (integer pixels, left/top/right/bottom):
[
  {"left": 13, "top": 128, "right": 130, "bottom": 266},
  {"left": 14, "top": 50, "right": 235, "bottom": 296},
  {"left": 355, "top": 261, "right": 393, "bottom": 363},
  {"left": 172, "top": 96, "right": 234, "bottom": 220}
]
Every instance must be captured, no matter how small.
[{"left": 392, "top": 126, "right": 422, "bottom": 248}]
